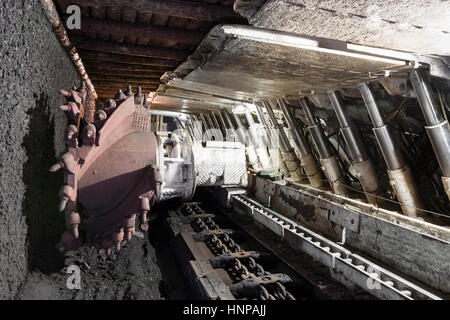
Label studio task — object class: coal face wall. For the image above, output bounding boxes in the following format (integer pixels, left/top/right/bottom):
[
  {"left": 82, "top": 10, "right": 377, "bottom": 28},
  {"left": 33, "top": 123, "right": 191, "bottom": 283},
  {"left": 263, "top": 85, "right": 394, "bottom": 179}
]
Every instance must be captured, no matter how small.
[{"left": 0, "top": 0, "right": 80, "bottom": 299}]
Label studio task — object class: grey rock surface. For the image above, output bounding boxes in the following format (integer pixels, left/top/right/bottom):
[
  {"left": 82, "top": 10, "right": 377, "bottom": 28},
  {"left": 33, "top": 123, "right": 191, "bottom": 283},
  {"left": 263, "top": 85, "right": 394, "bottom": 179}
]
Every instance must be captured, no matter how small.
[
  {"left": 0, "top": 1, "right": 167, "bottom": 300},
  {"left": 250, "top": 0, "right": 450, "bottom": 55}
]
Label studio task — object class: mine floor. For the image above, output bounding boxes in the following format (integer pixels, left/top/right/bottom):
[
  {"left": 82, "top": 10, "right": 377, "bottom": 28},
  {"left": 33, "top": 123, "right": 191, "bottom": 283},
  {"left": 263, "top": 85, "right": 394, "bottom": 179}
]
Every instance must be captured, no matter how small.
[{"left": 15, "top": 195, "right": 373, "bottom": 300}]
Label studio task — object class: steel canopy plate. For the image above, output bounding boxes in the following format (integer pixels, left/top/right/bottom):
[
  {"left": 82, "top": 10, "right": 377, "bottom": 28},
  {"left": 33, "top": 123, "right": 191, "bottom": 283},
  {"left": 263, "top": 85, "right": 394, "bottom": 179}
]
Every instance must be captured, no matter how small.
[{"left": 159, "top": 24, "right": 412, "bottom": 104}]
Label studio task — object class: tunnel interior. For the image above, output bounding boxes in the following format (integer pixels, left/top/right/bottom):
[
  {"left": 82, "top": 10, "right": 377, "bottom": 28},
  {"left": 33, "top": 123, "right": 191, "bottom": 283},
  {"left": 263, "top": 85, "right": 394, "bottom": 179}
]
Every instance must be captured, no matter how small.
[{"left": 0, "top": 0, "right": 449, "bottom": 301}]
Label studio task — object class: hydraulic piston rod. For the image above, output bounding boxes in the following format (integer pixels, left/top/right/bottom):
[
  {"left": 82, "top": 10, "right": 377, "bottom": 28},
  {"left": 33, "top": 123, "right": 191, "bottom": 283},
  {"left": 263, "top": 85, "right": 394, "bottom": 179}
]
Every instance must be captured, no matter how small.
[
  {"left": 200, "top": 113, "right": 210, "bottom": 130},
  {"left": 409, "top": 69, "right": 450, "bottom": 201},
  {"left": 215, "top": 110, "right": 228, "bottom": 133},
  {"left": 211, "top": 111, "right": 226, "bottom": 138},
  {"left": 255, "top": 104, "right": 273, "bottom": 147},
  {"left": 264, "top": 100, "right": 305, "bottom": 182},
  {"left": 328, "top": 91, "right": 383, "bottom": 205},
  {"left": 229, "top": 109, "right": 261, "bottom": 170},
  {"left": 200, "top": 113, "right": 217, "bottom": 141},
  {"left": 190, "top": 115, "right": 203, "bottom": 141},
  {"left": 205, "top": 112, "right": 223, "bottom": 141},
  {"left": 222, "top": 109, "right": 238, "bottom": 142},
  {"left": 244, "top": 109, "right": 271, "bottom": 169},
  {"left": 299, "top": 98, "right": 347, "bottom": 195},
  {"left": 359, "top": 82, "right": 427, "bottom": 219},
  {"left": 278, "top": 98, "right": 324, "bottom": 188},
  {"left": 255, "top": 103, "right": 285, "bottom": 170}
]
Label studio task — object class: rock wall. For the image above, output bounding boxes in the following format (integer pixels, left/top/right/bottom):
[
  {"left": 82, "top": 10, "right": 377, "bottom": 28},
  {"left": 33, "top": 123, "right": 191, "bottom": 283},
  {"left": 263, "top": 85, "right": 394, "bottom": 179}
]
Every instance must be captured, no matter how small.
[{"left": 0, "top": 0, "right": 80, "bottom": 299}]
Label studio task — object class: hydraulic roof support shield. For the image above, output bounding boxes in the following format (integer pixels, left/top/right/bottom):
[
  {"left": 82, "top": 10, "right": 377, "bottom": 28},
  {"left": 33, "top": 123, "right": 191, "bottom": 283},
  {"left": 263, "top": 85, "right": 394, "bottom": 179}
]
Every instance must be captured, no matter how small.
[
  {"left": 228, "top": 109, "right": 261, "bottom": 170},
  {"left": 328, "top": 91, "right": 383, "bottom": 206},
  {"left": 359, "top": 83, "right": 429, "bottom": 220},
  {"left": 278, "top": 99, "right": 325, "bottom": 188},
  {"left": 299, "top": 98, "right": 348, "bottom": 196},
  {"left": 263, "top": 100, "right": 305, "bottom": 182},
  {"left": 255, "top": 104, "right": 286, "bottom": 172},
  {"left": 244, "top": 109, "right": 272, "bottom": 169},
  {"left": 409, "top": 69, "right": 450, "bottom": 202}
]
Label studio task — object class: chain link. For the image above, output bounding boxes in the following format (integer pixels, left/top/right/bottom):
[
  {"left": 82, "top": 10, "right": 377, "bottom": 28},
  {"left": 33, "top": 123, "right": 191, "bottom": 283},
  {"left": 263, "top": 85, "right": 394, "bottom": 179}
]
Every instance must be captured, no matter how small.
[{"left": 187, "top": 204, "right": 295, "bottom": 300}]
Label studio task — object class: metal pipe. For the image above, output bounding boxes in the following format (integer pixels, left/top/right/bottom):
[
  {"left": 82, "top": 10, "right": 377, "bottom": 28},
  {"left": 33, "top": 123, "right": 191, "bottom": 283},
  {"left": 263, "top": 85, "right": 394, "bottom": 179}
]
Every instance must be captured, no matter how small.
[
  {"left": 299, "top": 98, "right": 347, "bottom": 195},
  {"left": 219, "top": 110, "right": 237, "bottom": 142},
  {"left": 409, "top": 69, "right": 445, "bottom": 126},
  {"left": 159, "top": 115, "right": 164, "bottom": 131},
  {"left": 328, "top": 91, "right": 383, "bottom": 205},
  {"left": 205, "top": 113, "right": 223, "bottom": 141},
  {"left": 199, "top": 113, "right": 210, "bottom": 130},
  {"left": 263, "top": 100, "right": 305, "bottom": 182},
  {"left": 243, "top": 109, "right": 258, "bottom": 145},
  {"left": 231, "top": 112, "right": 248, "bottom": 144},
  {"left": 278, "top": 99, "right": 312, "bottom": 156},
  {"left": 264, "top": 100, "right": 290, "bottom": 153},
  {"left": 278, "top": 99, "right": 324, "bottom": 188},
  {"left": 40, "top": 0, "right": 97, "bottom": 122},
  {"left": 205, "top": 114, "right": 215, "bottom": 129},
  {"left": 190, "top": 115, "right": 203, "bottom": 141},
  {"left": 244, "top": 109, "right": 256, "bottom": 126},
  {"left": 359, "top": 82, "right": 427, "bottom": 219},
  {"left": 256, "top": 104, "right": 268, "bottom": 127},
  {"left": 222, "top": 110, "right": 239, "bottom": 142},
  {"left": 245, "top": 109, "right": 271, "bottom": 169},
  {"left": 210, "top": 111, "right": 221, "bottom": 131},
  {"left": 256, "top": 104, "right": 277, "bottom": 149},
  {"left": 222, "top": 110, "right": 234, "bottom": 129},
  {"left": 359, "top": 83, "right": 405, "bottom": 169},
  {"left": 409, "top": 69, "right": 450, "bottom": 201},
  {"left": 215, "top": 110, "right": 228, "bottom": 131},
  {"left": 328, "top": 92, "right": 367, "bottom": 163},
  {"left": 228, "top": 110, "right": 260, "bottom": 170},
  {"left": 212, "top": 110, "right": 227, "bottom": 139},
  {"left": 262, "top": 103, "right": 290, "bottom": 176},
  {"left": 186, "top": 116, "right": 197, "bottom": 141},
  {"left": 203, "top": 113, "right": 223, "bottom": 141},
  {"left": 299, "top": 99, "right": 334, "bottom": 159},
  {"left": 255, "top": 103, "right": 284, "bottom": 170},
  {"left": 359, "top": 82, "right": 386, "bottom": 128}
]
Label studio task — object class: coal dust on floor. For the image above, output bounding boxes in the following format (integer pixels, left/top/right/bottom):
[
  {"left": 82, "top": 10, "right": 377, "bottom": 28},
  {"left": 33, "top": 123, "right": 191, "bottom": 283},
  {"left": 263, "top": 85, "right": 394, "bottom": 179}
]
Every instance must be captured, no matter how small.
[{"left": 16, "top": 205, "right": 190, "bottom": 300}]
